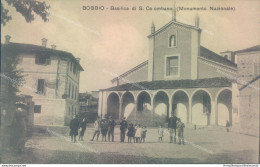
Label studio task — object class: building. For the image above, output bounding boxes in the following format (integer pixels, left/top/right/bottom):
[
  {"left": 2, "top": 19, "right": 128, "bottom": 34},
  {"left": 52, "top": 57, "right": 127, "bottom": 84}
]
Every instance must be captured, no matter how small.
[
  {"left": 232, "top": 45, "right": 260, "bottom": 137},
  {"left": 1, "top": 36, "right": 84, "bottom": 126},
  {"left": 98, "top": 12, "right": 238, "bottom": 127},
  {"left": 79, "top": 92, "right": 98, "bottom": 122}
]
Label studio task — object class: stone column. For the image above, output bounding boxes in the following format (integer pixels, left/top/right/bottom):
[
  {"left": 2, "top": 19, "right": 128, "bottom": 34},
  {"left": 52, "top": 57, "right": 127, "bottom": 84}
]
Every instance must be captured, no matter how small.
[
  {"left": 210, "top": 101, "right": 216, "bottom": 125},
  {"left": 150, "top": 98, "right": 154, "bottom": 126},
  {"left": 189, "top": 99, "right": 192, "bottom": 124},
  {"left": 119, "top": 98, "right": 123, "bottom": 120}
]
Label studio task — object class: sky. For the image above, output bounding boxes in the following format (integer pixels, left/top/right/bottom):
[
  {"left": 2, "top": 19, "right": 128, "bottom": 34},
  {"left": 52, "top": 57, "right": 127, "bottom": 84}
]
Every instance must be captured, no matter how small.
[{"left": 1, "top": 0, "right": 260, "bottom": 92}]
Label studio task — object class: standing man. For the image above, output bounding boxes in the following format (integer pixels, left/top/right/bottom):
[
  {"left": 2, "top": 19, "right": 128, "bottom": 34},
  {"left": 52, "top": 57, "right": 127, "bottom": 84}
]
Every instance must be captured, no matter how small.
[
  {"left": 176, "top": 118, "right": 185, "bottom": 145},
  {"left": 120, "top": 117, "right": 128, "bottom": 142},
  {"left": 168, "top": 113, "right": 178, "bottom": 143},
  {"left": 107, "top": 116, "right": 116, "bottom": 142},
  {"left": 70, "top": 114, "right": 79, "bottom": 143},
  {"left": 90, "top": 116, "right": 101, "bottom": 141},
  {"left": 79, "top": 117, "right": 87, "bottom": 141}
]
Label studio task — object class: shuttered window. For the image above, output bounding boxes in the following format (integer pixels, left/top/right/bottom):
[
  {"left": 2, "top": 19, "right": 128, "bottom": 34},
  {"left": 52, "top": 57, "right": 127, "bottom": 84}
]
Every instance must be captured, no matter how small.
[{"left": 166, "top": 56, "right": 179, "bottom": 76}]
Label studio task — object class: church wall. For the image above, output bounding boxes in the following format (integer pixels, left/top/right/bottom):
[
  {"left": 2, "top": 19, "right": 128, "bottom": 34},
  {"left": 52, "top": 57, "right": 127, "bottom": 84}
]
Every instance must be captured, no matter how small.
[
  {"left": 153, "top": 24, "right": 192, "bottom": 81},
  {"left": 118, "top": 64, "right": 148, "bottom": 85}
]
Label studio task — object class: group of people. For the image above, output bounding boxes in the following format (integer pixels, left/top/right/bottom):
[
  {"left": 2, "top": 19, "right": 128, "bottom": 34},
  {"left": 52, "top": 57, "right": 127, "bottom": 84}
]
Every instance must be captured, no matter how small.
[
  {"left": 90, "top": 115, "right": 116, "bottom": 142},
  {"left": 69, "top": 115, "right": 87, "bottom": 143},
  {"left": 69, "top": 114, "right": 185, "bottom": 145},
  {"left": 159, "top": 114, "right": 185, "bottom": 145},
  {"left": 126, "top": 123, "right": 147, "bottom": 143}
]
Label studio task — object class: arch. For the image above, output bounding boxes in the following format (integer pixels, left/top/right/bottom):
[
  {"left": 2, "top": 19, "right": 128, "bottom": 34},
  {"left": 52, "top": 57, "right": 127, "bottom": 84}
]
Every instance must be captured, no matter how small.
[
  {"left": 191, "top": 89, "right": 212, "bottom": 126},
  {"left": 171, "top": 90, "right": 190, "bottom": 123},
  {"left": 215, "top": 88, "right": 232, "bottom": 101},
  {"left": 107, "top": 92, "right": 120, "bottom": 120},
  {"left": 170, "top": 89, "right": 190, "bottom": 103},
  {"left": 137, "top": 91, "right": 152, "bottom": 110},
  {"left": 153, "top": 90, "right": 170, "bottom": 126},
  {"left": 136, "top": 90, "right": 152, "bottom": 102},
  {"left": 169, "top": 34, "right": 176, "bottom": 47},
  {"left": 191, "top": 88, "right": 212, "bottom": 102},
  {"left": 122, "top": 91, "right": 135, "bottom": 120},
  {"left": 136, "top": 91, "right": 152, "bottom": 125},
  {"left": 153, "top": 89, "right": 170, "bottom": 101},
  {"left": 224, "top": 55, "right": 228, "bottom": 59},
  {"left": 216, "top": 88, "right": 232, "bottom": 126}
]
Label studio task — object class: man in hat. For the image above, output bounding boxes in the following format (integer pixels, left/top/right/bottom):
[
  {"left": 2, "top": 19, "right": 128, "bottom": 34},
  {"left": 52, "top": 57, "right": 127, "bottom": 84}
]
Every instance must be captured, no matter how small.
[
  {"left": 168, "top": 113, "right": 178, "bottom": 143},
  {"left": 70, "top": 114, "right": 79, "bottom": 143},
  {"left": 107, "top": 116, "right": 116, "bottom": 142},
  {"left": 120, "top": 117, "right": 128, "bottom": 142}
]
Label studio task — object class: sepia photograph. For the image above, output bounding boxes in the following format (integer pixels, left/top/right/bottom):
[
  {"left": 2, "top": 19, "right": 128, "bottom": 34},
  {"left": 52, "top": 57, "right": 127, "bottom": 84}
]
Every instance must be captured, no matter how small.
[{"left": 0, "top": 0, "right": 259, "bottom": 165}]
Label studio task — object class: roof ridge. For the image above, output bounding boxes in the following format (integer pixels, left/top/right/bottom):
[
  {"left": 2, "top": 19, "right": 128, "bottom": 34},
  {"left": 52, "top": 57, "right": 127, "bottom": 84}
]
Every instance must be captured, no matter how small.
[
  {"left": 111, "top": 60, "right": 148, "bottom": 82},
  {"left": 148, "top": 20, "right": 200, "bottom": 38}
]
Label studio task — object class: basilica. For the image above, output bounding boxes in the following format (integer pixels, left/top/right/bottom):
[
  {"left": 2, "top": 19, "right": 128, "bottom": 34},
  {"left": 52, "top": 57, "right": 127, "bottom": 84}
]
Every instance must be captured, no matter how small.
[{"left": 98, "top": 11, "right": 237, "bottom": 127}]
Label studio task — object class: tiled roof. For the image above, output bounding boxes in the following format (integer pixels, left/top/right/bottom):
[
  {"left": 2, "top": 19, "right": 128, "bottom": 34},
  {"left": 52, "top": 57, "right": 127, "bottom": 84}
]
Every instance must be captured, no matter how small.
[
  {"left": 1, "top": 42, "right": 84, "bottom": 70},
  {"left": 234, "top": 45, "right": 260, "bottom": 54},
  {"left": 104, "top": 77, "right": 232, "bottom": 91},
  {"left": 200, "top": 46, "right": 237, "bottom": 67}
]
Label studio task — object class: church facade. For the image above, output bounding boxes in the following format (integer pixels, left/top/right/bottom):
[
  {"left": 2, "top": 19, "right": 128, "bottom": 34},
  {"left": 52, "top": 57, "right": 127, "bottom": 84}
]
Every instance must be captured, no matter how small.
[{"left": 98, "top": 13, "right": 237, "bottom": 127}]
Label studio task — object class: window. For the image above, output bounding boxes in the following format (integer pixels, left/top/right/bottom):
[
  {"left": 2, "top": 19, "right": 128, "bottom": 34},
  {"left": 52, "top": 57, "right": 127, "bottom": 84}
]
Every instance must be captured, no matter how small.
[
  {"left": 35, "top": 55, "right": 50, "bottom": 65},
  {"left": 166, "top": 56, "right": 179, "bottom": 76},
  {"left": 169, "top": 34, "right": 176, "bottom": 47},
  {"left": 75, "top": 87, "right": 77, "bottom": 100},
  {"left": 73, "top": 64, "right": 76, "bottom": 74},
  {"left": 70, "top": 62, "right": 73, "bottom": 72},
  {"left": 37, "top": 79, "right": 45, "bottom": 94},
  {"left": 34, "top": 105, "right": 41, "bottom": 113},
  {"left": 72, "top": 85, "right": 74, "bottom": 99},
  {"left": 68, "top": 83, "right": 71, "bottom": 97},
  {"left": 224, "top": 55, "right": 228, "bottom": 59}
]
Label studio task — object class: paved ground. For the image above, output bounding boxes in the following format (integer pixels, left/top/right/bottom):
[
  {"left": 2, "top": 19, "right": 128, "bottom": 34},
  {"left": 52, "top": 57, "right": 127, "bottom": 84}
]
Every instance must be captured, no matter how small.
[{"left": 2, "top": 125, "right": 259, "bottom": 164}]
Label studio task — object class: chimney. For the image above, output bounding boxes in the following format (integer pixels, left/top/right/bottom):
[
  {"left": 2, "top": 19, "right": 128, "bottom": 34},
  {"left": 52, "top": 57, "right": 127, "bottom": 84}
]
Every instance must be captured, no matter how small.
[
  {"left": 76, "top": 58, "right": 80, "bottom": 63},
  {"left": 151, "top": 21, "right": 155, "bottom": 34},
  {"left": 51, "top": 44, "right": 56, "bottom": 49},
  {"left": 195, "top": 14, "right": 200, "bottom": 27},
  {"left": 41, "top": 38, "right": 47, "bottom": 47},
  {"left": 5, "top": 35, "right": 11, "bottom": 44}
]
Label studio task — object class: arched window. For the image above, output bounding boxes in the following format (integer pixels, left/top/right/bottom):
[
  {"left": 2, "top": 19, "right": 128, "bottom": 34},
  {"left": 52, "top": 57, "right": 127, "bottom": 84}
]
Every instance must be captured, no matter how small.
[
  {"left": 169, "top": 35, "right": 176, "bottom": 47},
  {"left": 224, "top": 55, "right": 228, "bottom": 59}
]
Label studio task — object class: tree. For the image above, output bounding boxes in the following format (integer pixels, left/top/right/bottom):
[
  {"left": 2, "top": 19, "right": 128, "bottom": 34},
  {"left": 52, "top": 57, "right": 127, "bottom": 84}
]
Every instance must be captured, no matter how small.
[
  {"left": 1, "top": 0, "right": 50, "bottom": 26},
  {"left": 0, "top": 0, "right": 50, "bottom": 155}
]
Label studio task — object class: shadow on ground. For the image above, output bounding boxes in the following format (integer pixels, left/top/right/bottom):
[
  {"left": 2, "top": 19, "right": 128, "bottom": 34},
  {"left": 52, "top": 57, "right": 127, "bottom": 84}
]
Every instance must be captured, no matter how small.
[{"left": 2, "top": 148, "right": 257, "bottom": 164}]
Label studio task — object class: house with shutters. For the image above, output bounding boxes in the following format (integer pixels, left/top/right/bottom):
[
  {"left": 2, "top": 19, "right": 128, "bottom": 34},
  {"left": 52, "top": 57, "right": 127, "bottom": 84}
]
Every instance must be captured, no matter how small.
[
  {"left": 1, "top": 36, "right": 84, "bottom": 126},
  {"left": 98, "top": 11, "right": 238, "bottom": 127}
]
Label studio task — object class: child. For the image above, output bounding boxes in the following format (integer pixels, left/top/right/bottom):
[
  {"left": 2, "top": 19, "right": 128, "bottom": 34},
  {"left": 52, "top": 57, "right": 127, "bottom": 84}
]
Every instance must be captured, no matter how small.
[
  {"left": 141, "top": 126, "right": 147, "bottom": 143},
  {"left": 127, "top": 123, "right": 135, "bottom": 143},
  {"left": 135, "top": 124, "right": 142, "bottom": 143},
  {"left": 158, "top": 125, "right": 164, "bottom": 143}
]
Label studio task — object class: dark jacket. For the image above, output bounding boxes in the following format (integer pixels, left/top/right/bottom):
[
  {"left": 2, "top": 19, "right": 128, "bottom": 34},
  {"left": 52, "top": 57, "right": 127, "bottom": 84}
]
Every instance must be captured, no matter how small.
[
  {"left": 108, "top": 119, "right": 116, "bottom": 131},
  {"left": 70, "top": 118, "right": 79, "bottom": 136},
  {"left": 79, "top": 119, "right": 87, "bottom": 131},
  {"left": 120, "top": 120, "right": 128, "bottom": 131},
  {"left": 168, "top": 116, "right": 178, "bottom": 129},
  {"left": 127, "top": 126, "right": 135, "bottom": 137}
]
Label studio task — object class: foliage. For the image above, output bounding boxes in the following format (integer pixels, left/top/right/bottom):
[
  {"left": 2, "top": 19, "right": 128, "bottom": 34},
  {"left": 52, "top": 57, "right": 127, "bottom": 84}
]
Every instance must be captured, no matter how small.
[
  {"left": 1, "top": 0, "right": 50, "bottom": 26},
  {"left": 1, "top": 46, "right": 25, "bottom": 125}
]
